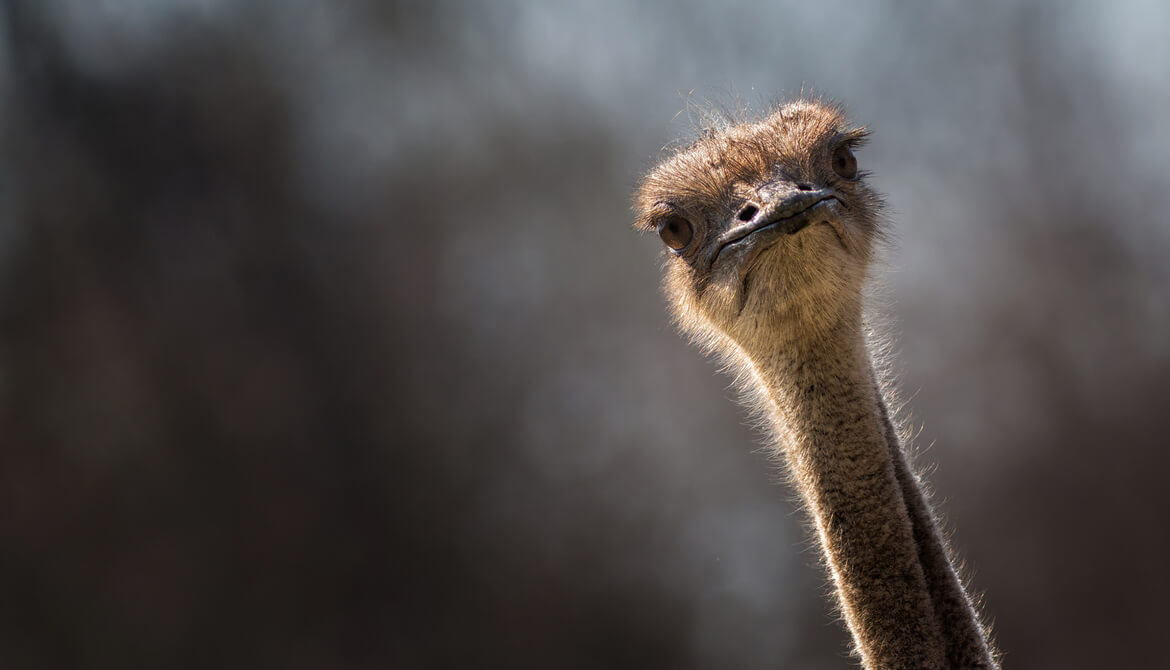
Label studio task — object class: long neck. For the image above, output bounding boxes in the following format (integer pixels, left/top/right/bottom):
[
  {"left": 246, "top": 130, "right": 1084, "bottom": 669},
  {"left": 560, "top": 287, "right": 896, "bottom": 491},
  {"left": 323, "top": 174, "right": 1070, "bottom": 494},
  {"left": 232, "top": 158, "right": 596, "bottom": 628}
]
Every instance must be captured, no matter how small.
[{"left": 744, "top": 315, "right": 996, "bottom": 669}]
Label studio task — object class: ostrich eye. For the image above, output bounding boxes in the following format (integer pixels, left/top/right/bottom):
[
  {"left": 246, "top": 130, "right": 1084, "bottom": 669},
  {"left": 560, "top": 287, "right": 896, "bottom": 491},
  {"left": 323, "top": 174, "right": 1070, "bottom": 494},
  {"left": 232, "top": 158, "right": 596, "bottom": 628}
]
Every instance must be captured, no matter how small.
[
  {"left": 657, "top": 215, "right": 694, "bottom": 251},
  {"left": 832, "top": 144, "right": 858, "bottom": 180}
]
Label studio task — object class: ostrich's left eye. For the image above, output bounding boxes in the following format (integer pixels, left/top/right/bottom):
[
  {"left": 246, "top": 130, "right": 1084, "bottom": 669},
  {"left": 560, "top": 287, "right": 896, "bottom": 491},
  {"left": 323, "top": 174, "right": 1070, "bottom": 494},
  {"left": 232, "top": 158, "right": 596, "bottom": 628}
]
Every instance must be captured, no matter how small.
[
  {"left": 832, "top": 144, "right": 858, "bottom": 180},
  {"left": 657, "top": 215, "right": 694, "bottom": 251}
]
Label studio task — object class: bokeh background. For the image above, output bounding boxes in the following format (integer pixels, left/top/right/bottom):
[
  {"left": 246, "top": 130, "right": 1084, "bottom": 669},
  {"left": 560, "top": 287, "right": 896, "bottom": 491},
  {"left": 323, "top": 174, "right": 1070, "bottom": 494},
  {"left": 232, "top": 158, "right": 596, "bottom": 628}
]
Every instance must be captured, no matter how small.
[{"left": 2, "top": 1, "right": 1169, "bottom": 668}]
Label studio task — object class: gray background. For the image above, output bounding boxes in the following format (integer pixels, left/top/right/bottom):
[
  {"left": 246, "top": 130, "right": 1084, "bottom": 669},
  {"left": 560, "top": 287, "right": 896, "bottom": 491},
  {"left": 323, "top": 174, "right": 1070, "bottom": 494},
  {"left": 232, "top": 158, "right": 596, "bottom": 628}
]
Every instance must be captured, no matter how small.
[{"left": 2, "top": 1, "right": 1168, "bottom": 668}]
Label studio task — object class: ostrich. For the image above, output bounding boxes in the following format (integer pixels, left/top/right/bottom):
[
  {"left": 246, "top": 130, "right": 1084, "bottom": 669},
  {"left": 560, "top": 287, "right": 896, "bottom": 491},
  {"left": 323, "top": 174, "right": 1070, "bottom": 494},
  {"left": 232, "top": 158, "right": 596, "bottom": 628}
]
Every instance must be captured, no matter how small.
[{"left": 633, "top": 99, "right": 998, "bottom": 669}]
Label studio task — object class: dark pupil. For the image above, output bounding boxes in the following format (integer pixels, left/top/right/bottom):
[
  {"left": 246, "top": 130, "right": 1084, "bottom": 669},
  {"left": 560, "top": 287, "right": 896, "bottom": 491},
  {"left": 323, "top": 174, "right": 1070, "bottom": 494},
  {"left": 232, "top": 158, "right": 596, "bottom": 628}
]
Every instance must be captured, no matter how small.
[{"left": 668, "top": 221, "right": 679, "bottom": 234}]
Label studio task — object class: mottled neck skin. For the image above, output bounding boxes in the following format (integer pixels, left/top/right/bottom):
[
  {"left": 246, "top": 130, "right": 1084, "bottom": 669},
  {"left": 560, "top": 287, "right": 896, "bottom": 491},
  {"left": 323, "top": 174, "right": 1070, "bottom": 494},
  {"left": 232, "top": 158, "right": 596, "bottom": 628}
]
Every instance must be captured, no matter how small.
[{"left": 742, "top": 305, "right": 996, "bottom": 670}]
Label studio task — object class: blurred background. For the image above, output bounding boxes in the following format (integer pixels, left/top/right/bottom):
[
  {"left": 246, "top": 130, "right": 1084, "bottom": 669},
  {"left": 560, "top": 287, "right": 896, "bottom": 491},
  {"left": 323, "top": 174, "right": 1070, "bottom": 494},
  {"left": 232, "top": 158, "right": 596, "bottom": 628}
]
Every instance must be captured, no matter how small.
[{"left": 2, "top": 1, "right": 1168, "bottom": 668}]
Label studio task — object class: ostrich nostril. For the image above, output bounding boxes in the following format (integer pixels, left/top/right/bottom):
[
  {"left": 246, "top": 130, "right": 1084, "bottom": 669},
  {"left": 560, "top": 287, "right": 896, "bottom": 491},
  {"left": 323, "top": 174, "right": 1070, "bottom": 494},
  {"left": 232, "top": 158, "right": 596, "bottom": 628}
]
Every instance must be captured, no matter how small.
[
  {"left": 796, "top": 183, "right": 814, "bottom": 191},
  {"left": 737, "top": 203, "right": 760, "bottom": 222}
]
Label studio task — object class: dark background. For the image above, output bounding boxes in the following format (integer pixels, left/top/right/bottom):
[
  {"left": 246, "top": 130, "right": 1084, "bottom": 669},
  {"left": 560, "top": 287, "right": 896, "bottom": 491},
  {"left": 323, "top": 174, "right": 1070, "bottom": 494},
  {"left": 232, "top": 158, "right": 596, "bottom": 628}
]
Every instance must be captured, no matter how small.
[{"left": 2, "top": 1, "right": 1168, "bottom": 668}]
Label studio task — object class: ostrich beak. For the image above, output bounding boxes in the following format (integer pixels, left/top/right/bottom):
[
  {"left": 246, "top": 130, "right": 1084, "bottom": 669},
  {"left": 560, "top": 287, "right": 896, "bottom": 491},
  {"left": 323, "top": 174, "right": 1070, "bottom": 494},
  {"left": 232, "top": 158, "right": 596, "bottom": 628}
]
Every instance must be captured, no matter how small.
[{"left": 710, "top": 188, "right": 840, "bottom": 266}]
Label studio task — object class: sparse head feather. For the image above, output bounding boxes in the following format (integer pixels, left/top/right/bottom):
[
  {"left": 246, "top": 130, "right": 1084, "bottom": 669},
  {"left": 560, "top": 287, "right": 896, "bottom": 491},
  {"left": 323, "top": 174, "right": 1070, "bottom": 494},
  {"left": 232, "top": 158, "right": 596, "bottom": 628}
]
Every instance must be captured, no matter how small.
[
  {"left": 634, "top": 99, "right": 868, "bottom": 232},
  {"left": 632, "top": 98, "right": 883, "bottom": 347}
]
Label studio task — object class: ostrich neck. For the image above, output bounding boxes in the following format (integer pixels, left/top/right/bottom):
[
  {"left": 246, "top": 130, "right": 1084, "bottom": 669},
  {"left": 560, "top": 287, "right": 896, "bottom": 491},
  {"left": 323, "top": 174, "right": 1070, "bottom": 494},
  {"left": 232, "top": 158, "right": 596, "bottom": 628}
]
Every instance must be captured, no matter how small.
[{"left": 741, "top": 312, "right": 995, "bottom": 669}]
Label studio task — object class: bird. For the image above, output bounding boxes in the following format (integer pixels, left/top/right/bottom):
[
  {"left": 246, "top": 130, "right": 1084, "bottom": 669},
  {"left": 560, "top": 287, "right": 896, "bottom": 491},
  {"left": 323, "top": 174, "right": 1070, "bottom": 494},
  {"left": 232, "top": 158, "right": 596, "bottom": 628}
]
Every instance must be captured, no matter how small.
[{"left": 633, "top": 98, "right": 998, "bottom": 669}]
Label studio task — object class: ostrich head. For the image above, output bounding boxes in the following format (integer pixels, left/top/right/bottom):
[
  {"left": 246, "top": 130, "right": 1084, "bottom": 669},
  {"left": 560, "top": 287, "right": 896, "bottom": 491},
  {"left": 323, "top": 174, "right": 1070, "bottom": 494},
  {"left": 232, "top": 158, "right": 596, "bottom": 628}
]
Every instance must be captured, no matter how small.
[{"left": 634, "top": 100, "right": 884, "bottom": 349}]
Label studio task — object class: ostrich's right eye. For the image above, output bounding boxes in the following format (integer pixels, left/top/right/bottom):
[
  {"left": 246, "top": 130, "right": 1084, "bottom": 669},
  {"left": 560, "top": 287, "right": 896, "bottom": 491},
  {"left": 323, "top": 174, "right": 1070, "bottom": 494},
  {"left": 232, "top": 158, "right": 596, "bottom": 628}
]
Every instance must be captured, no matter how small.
[{"left": 657, "top": 215, "right": 694, "bottom": 251}]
